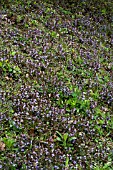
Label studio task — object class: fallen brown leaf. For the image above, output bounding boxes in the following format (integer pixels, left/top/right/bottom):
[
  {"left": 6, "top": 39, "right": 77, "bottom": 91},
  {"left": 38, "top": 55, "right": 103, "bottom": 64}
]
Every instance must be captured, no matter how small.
[{"left": 0, "top": 141, "right": 5, "bottom": 151}]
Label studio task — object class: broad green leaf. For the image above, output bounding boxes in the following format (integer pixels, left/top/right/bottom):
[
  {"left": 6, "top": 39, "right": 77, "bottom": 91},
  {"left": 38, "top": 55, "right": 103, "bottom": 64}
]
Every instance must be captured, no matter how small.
[
  {"left": 0, "top": 61, "right": 2, "bottom": 67},
  {"left": 56, "top": 137, "right": 62, "bottom": 142},
  {"left": 63, "top": 133, "right": 68, "bottom": 141}
]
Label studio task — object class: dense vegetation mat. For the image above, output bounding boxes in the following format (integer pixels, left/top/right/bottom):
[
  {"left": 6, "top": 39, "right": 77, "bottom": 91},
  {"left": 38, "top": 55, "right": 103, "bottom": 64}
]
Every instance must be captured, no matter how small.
[{"left": 0, "top": 0, "right": 113, "bottom": 169}]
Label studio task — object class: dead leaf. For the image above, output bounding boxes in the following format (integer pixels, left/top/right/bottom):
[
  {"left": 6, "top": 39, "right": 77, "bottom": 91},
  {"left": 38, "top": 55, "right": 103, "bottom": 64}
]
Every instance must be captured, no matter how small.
[
  {"left": 0, "top": 141, "right": 5, "bottom": 151},
  {"left": 5, "top": 76, "right": 12, "bottom": 81},
  {"left": 28, "top": 128, "right": 35, "bottom": 137}
]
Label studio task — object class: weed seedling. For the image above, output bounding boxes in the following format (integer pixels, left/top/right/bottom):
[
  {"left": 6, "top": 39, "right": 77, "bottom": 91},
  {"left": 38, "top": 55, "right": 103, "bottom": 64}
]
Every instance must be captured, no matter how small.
[{"left": 55, "top": 131, "right": 76, "bottom": 150}]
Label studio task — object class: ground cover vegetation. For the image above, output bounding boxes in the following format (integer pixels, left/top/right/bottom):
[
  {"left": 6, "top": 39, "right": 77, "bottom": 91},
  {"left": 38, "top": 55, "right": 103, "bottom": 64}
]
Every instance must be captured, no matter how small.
[{"left": 0, "top": 0, "right": 113, "bottom": 169}]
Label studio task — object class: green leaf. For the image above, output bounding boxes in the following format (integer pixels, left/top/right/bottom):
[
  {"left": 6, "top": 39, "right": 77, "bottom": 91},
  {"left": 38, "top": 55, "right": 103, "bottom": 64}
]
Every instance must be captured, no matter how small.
[
  {"left": 101, "top": 9, "right": 106, "bottom": 14},
  {"left": 56, "top": 131, "right": 63, "bottom": 139},
  {"left": 56, "top": 137, "right": 62, "bottom": 142},
  {"left": 9, "top": 68, "right": 13, "bottom": 72},
  {"left": 51, "top": 31, "right": 57, "bottom": 38},
  {"left": 0, "top": 61, "right": 2, "bottom": 67},
  {"left": 13, "top": 70, "right": 16, "bottom": 73},
  {"left": 68, "top": 136, "right": 76, "bottom": 142},
  {"left": 103, "top": 162, "right": 112, "bottom": 169},
  {"left": 65, "top": 156, "right": 69, "bottom": 167},
  {"left": 63, "top": 133, "right": 68, "bottom": 142},
  {"left": 11, "top": 51, "right": 16, "bottom": 56}
]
